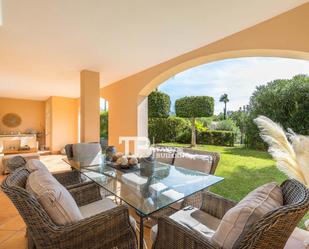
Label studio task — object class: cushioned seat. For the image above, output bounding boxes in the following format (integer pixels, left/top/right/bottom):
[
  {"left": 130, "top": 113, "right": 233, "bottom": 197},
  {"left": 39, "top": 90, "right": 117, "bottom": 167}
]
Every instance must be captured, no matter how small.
[
  {"left": 79, "top": 198, "right": 137, "bottom": 230},
  {"left": 2, "top": 153, "right": 40, "bottom": 174},
  {"left": 72, "top": 143, "right": 102, "bottom": 166},
  {"left": 170, "top": 152, "right": 214, "bottom": 210},
  {"left": 2, "top": 167, "right": 138, "bottom": 249},
  {"left": 25, "top": 159, "right": 49, "bottom": 172},
  {"left": 26, "top": 169, "right": 83, "bottom": 225},
  {"left": 212, "top": 182, "right": 283, "bottom": 249},
  {"left": 284, "top": 227, "right": 309, "bottom": 249},
  {"left": 80, "top": 198, "right": 117, "bottom": 217},
  {"left": 151, "top": 207, "right": 221, "bottom": 242},
  {"left": 174, "top": 152, "right": 213, "bottom": 173}
]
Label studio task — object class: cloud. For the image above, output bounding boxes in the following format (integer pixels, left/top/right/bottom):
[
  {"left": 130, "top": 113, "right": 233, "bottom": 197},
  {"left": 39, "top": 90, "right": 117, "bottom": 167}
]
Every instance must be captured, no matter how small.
[{"left": 159, "top": 57, "right": 309, "bottom": 114}]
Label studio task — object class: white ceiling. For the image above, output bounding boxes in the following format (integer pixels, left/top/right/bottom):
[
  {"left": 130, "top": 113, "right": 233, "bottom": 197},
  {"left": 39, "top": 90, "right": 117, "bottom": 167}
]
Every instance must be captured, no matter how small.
[{"left": 0, "top": 0, "right": 307, "bottom": 100}]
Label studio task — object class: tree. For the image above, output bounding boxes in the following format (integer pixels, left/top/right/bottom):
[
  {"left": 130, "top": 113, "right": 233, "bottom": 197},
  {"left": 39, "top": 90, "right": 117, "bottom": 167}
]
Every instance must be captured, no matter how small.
[
  {"left": 219, "top": 93, "right": 229, "bottom": 120},
  {"left": 175, "top": 96, "right": 214, "bottom": 147},
  {"left": 246, "top": 74, "right": 309, "bottom": 149},
  {"left": 148, "top": 90, "right": 171, "bottom": 118},
  {"left": 230, "top": 109, "right": 248, "bottom": 144}
]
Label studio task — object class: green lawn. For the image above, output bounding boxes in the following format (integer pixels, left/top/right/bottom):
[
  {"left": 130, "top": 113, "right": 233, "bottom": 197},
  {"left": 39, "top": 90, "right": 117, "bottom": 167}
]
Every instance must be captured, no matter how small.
[{"left": 161, "top": 143, "right": 308, "bottom": 229}]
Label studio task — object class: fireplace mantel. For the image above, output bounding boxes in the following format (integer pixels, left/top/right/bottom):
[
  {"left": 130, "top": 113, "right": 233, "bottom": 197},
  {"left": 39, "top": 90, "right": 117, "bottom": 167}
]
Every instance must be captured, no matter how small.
[{"left": 0, "top": 134, "right": 37, "bottom": 153}]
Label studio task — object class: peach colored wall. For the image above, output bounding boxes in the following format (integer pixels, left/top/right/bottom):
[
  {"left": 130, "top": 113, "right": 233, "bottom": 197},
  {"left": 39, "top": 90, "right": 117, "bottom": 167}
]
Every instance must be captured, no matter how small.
[
  {"left": 0, "top": 97, "right": 45, "bottom": 134},
  {"left": 47, "top": 96, "right": 79, "bottom": 153},
  {"left": 101, "top": 3, "right": 309, "bottom": 151},
  {"left": 80, "top": 70, "right": 100, "bottom": 143}
]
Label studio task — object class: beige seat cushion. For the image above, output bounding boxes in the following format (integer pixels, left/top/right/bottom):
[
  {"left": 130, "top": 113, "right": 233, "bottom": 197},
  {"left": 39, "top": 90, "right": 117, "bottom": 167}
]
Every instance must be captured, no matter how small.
[
  {"left": 79, "top": 198, "right": 136, "bottom": 230},
  {"left": 25, "top": 159, "right": 49, "bottom": 172},
  {"left": 72, "top": 143, "right": 102, "bottom": 166},
  {"left": 212, "top": 182, "right": 283, "bottom": 249},
  {"left": 174, "top": 152, "right": 213, "bottom": 173},
  {"left": 151, "top": 208, "right": 221, "bottom": 242},
  {"left": 79, "top": 198, "right": 117, "bottom": 218},
  {"left": 26, "top": 170, "right": 83, "bottom": 225},
  {"left": 284, "top": 227, "right": 309, "bottom": 249}
]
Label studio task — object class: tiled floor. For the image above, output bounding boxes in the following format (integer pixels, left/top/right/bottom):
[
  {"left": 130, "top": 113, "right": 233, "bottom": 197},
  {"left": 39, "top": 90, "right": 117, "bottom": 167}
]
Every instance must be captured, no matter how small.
[
  {"left": 0, "top": 155, "right": 153, "bottom": 249},
  {"left": 0, "top": 175, "right": 27, "bottom": 249}
]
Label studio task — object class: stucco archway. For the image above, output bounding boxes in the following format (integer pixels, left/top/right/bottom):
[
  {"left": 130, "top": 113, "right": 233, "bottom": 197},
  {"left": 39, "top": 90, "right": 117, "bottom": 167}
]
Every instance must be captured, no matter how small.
[
  {"left": 139, "top": 49, "right": 309, "bottom": 97},
  {"left": 136, "top": 49, "right": 309, "bottom": 141},
  {"left": 101, "top": 4, "right": 309, "bottom": 150}
]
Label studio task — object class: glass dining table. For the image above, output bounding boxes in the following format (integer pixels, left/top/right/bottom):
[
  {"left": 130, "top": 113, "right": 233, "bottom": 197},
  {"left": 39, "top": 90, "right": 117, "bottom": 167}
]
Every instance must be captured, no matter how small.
[{"left": 63, "top": 156, "right": 223, "bottom": 249}]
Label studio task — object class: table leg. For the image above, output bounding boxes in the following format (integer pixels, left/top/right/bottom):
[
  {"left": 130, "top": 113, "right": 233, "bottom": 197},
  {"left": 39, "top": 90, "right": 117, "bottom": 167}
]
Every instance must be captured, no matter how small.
[{"left": 139, "top": 215, "right": 144, "bottom": 249}]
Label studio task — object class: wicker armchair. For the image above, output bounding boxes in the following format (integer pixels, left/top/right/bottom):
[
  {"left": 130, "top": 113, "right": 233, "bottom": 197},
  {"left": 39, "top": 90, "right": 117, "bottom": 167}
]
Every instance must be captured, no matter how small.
[
  {"left": 180, "top": 149, "right": 220, "bottom": 209},
  {"left": 151, "top": 149, "right": 221, "bottom": 220},
  {"left": 153, "top": 179, "right": 309, "bottom": 249},
  {"left": 1, "top": 167, "right": 138, "bottom": 249},
  {"left": 5, "top": 155, "right": 27, "bottom": 173},
  {"left": 5, "top": 155, "right": 95, "bottom": 191}
]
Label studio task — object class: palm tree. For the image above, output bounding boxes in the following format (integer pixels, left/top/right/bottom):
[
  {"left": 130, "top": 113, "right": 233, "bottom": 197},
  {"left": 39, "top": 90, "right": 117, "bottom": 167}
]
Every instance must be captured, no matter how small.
[{"left": 219, "top": 93, "right": 229, "bottom": 120}]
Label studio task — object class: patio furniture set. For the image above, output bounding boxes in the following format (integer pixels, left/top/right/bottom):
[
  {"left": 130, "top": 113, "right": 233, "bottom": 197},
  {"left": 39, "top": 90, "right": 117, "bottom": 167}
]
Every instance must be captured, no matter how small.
[{"left": 1, "top": 143, "right": 309, "bottom": 249}]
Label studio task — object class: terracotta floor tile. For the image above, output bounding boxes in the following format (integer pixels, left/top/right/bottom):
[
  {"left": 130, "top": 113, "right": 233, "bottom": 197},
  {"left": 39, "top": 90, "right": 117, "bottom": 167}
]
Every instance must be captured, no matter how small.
[
  {"left": 0, "top": 215, "right": 26, "bottom": 231},
  {"left": 0, "top": 230, "right": 16, "bottom": 244},
  {"left": 0, "top": 231, "right": 27, "bottom": 249}
]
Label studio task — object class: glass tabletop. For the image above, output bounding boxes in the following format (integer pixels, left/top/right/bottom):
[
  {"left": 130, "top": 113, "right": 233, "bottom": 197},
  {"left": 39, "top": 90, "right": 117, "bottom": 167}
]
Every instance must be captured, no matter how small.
[{"left": 64, "top": 157, "right": 223, "bottom": 216}]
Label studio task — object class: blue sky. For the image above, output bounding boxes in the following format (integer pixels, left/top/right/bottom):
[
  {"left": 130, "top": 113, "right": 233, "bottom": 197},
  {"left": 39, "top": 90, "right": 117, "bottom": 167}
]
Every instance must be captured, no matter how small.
[{"left": 158, "top": 57, "right": 309, "bottom": 114}]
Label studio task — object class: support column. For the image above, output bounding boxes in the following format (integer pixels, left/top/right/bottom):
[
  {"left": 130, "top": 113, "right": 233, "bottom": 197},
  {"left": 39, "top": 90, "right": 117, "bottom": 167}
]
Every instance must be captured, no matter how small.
[
  {"left": 80, "top": 70, "right": 100, "bottom": 143},
  {"left": 137, "top": 96, "right": 148, "bottom": 138}
]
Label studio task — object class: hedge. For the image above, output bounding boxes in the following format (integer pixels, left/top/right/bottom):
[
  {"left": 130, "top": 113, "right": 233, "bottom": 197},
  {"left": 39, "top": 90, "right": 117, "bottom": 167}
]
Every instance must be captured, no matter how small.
[
  {"left": 148, "top": 117, "right": 190, "bottom": 143},
  {"left": 197, "top": 130, "right": 235, "bottom": 147},
  {"left": 149, "top": 117, "right": 235, "bottom": 146}
]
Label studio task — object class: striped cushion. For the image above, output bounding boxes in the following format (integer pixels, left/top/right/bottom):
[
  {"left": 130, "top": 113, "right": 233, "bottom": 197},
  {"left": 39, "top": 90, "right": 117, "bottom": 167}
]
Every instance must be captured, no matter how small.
[
  {"left": 26, "top": 169, "right": 83, "bottom": 225},
  {"left": 212, "top": 182, "right": 283, "bottom": 249},
  {"left": 25, "top": 159, "right": 48, "bottom": 173}
]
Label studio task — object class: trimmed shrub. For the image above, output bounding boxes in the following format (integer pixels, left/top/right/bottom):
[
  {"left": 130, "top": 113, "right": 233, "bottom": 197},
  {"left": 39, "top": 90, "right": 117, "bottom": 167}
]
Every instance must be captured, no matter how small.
[
  {"left": 175, "top": 96, "right": 214, "bottom": 118},
  {"left": 148, "top": 117, "right": 190, "bottom": 143},
  {"left": 175, "top": 96, "right": 214, "bottom": 146},
  {"left": 148, "top": 91, "right": 171, "bottom": 118},
  {"left": 197, "top": 130, "right": 235, "bottom": 147}
]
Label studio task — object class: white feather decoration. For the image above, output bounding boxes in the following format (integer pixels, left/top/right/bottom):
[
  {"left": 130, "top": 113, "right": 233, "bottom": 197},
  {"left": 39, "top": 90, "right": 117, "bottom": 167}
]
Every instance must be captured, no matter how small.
[
  {"left": 254, "top": 116, "right": 307, "bottom": 184},
  {"left": 254, "top": 115, "right": 309, "bottom": 231}
]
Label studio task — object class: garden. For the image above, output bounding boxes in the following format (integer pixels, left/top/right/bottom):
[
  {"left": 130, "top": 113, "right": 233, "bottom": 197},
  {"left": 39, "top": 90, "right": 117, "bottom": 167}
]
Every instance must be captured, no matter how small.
[
  {"left": 100, "top": 74, "right": 309, "bottom": 227},
  {"left": 148, "top": 74, "right": 309, "bottom": 228}
]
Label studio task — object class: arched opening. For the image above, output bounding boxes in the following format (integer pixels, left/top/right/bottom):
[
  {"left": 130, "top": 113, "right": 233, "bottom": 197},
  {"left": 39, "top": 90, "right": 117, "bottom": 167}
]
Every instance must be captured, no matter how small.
[
  {"left": 137, "top": 49, "right": 309, "bottom": 139},
  {"left": 141, "top": 55, "right": 309, "bottom": 226},
  {"left": 139, "top": 49, "right": 309, "bottom": 96},
  {"left": 149, "top": 56, "right": 308, "bottom": 145}
]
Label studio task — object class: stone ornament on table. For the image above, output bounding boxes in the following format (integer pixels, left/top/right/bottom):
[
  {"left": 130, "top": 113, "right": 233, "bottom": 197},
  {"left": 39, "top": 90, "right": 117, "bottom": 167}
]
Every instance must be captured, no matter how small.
[
  {"left": 116, "top": 156, "right": 128, "bottom": 166},
  {"left": 128, "top": 157, "right": 138, "bottom": 165}
]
